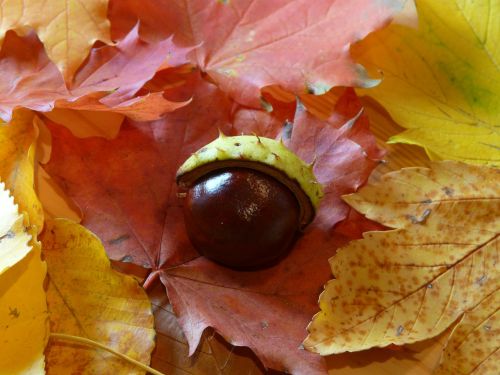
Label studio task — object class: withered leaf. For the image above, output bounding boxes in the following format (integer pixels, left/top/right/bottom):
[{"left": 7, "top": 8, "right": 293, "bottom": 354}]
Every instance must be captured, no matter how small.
[
  {"left": 305, "top": 162, "right": 500, "bottom": 372},
  {"left": 43, "top": 219, "right": 156, "bottom": 374}
]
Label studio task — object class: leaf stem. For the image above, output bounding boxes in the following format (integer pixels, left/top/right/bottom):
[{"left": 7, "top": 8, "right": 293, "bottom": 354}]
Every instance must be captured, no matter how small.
[
  {"left": 143, "top": 270, "right": 159, "bottom": 290},
  {"left": 49, "top": 332, "right": 165, "bottom": 375}
]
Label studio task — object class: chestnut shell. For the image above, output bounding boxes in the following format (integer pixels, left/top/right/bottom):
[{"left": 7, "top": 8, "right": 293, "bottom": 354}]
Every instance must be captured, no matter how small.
[{"left": 182, "top": 167, "right": 300, "bottom": 269}]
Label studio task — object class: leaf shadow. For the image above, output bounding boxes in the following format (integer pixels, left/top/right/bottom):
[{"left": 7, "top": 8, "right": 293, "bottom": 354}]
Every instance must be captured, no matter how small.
[{"left": 325, "top": 335, "right": 446, "bottom": 373}]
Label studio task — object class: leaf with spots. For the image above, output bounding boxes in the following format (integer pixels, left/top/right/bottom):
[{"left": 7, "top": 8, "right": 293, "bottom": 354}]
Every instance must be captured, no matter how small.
[
  {"left": 45, "top": 74, "right": 382, "bottom": 373},
  {"left": 109, "top": 0, "right": 410, "bottom": 107},
  {"left": 304, "top": 162, "right": 500, "bottom": 375},
  {"left": 353, "top": 0, "right": 500, "bottom": 165},
  {"left": 42, "top": 218, "right": 156, "bottom": 374},
  {"left": 434, "top": 291, "right": 499, "bottom": 375},
  {"left": 343, "top": 161, "right": 499, "bottom": 229},
  {"left": 0, "top": 181, "right": 48, "bottom": 374}
]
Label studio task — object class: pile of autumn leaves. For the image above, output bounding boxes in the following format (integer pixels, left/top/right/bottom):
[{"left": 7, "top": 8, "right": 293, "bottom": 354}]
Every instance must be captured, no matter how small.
[{"left": 1, "top": 0, "right": 499, "bottom": 374}]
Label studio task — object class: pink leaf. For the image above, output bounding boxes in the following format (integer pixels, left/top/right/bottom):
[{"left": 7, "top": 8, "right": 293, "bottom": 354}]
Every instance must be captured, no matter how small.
[
  {"left": 0, "top": 31, "right": 68, "bottom": 121},
  {"left": 109, "top": 0, "right": 406, "bottom": 107},
  {"left": 70, "top": 25, "right": 193, "bottom": 106}
]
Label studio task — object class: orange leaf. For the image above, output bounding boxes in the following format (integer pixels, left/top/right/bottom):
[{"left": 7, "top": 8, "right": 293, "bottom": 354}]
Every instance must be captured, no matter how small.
[{"left": 0, "top": 0, "right": 111, "bottom": 81}]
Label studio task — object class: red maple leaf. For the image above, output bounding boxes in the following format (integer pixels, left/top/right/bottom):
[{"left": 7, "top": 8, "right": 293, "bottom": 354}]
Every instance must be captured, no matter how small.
[
  {"left": 0, "top": 26, "right": 191, "bottom": 122},
  {"left": 109, "top": 0, "right": 405, "bottom": 107},
  {"left": 46, "top": 73, "right": 382, "bottom": 373},
  {"left": 69, "top": 25, "right": 192, "bottom": 106},
  {"left": 0, "top": 31, "right": 68, "bottom": 121}
]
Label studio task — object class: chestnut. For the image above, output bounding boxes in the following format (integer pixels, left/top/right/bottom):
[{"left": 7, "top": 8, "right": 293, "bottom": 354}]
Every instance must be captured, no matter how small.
[{"left": 176, "top": 134, "right": 323, "bottom": 270}]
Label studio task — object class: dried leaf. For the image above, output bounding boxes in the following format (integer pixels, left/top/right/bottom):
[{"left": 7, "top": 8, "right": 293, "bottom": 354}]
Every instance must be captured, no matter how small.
[
  {"left": 287, "top": 89, "right": 384, "bottom": 230},
  {"left": 0, "top": 25, "right": 190, "bottom": 122},
  {"left": 45, "top": 75, "right": 382, "bottom": 373},
  {"left": 57, "top": 92, "right": 191, "bottom": 122},
  {"left": 42, "top": 218, "right": 155, "bottom": 374},
  {"left": 0, "top": 0, "right": 111, "bottom": 81},
  {"left": 147, "top": 281, "right": 265, "bottom": 375},
  {"left": 0, "top": 182, "right": 48, "bottom": 374},
  {"left": 344, "top": 161, "right": 498, "bottom": 229},
  {"left": 434, "top": 291, "right": 499, "bottom": 375},
  {"left": 353, "top": 0, "right": 500, "bottom": 165},
  {"left": 304, "top": 162, "right": 500, "bottom": 361},
  {"left": 36, "top": 165, "right": 82, "bottom": 222},
  {"left": 0, "top": 31, "right": 68, "bottom": 122},
  {"left": 46, "top": 75, "right": 232, "bottom": 267},
  {"left": 108, "top": 0, "right": 174, "bottom": 42},
  {"left": 109, "top": 0, "right": 409, "bottom": 107},
  {"left": 0, "top": 109, "right": 44, "bottom": 231},
  {"left": 43, "top": 109, "right": 124, "bottom": 139},
  {"left": 69, "top": 25, "right": 191, "bottom": 107}
]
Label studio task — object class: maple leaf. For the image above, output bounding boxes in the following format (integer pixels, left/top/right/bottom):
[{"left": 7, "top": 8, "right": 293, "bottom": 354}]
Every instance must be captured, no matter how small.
[
  {"left": 0, "top": 24, "right": 191, "bottom": 122},
  {"left": 44, "top": 74, "right": 382, "bottom": 373},
  {"left": 0, "top": 182, "right": 48, "bottom": 374},
  {"left": 108, "top": 0, "right": 174, "bottom": 42},
  {"left": 108, "top": 0, "right": 410, "bottom": 107},
  {"left": 46, "top": 75, "right": 232, "bottom": 267},
  {"left": 304, "top": 162, "right": 499, "bottom": 375},
  {"left": 353, "top": 0, "right": 500, "bottom": 166},
  {"left": 0, "top": 109, "right": 44, "bottom": 231},
  {"left": 68, "top": 25, "right": 192, "bottom": 107},
  {"left": 43, "top": 108, "right": 124, "bottom": 140},
  {"left": 286, "top": 90, "right": 384, "bottom": 230},
  {"left": 146, "top": 281, "right": 266, "bottom": 375},
  {"left": 0, "top": 31, "right": 68, "bottom": 122},
  {"left": 0, "top": 0, "right": 111, "bottom": 81},
  {"left": 57, "top": 92, "right": 192, "bottom": 122},
  {"left": 42, "top": 218, "right": 156, "bottom": 374}
]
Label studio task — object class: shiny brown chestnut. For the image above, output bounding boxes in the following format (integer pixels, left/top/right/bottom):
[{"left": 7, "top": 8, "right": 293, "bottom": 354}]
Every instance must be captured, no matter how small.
[
  {"left": 182, "top": 168, "right": 300, "bottom": 269},
  {"left": 176, "top": 134, "right": 323, "bottom": 270}
]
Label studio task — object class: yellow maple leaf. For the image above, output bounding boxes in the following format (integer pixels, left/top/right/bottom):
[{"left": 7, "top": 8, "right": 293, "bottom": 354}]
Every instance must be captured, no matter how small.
[
  {"left": 304, "top": 162, "right": 499, "bottom": 371},
  {"left": 353, "top": 0, "right": 500, "bottom": 166},
  {"left": 0, "top": 182, "right": 49, "bottom": 374},
  {"left": 42, "top": 219, "right": 156, "bottom": 374},
  {"left": 0, "top": 0, "right": 110, "bottom": 81},
  {"left": 0, "top": 110, "right": 44, "bottom": 232}
]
